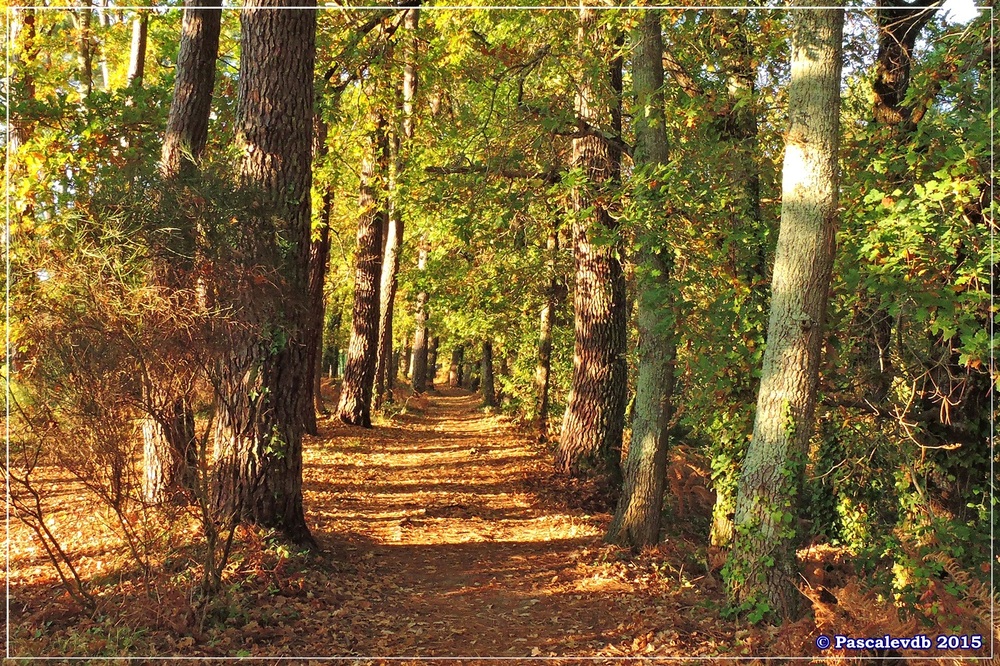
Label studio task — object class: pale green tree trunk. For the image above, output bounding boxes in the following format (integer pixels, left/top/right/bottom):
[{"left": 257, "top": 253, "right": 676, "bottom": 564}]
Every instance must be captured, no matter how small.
[
  {"left": 725, "top": 4, "right": 843, "bottom": 621},
  {"left": 606, "top": 10, "right": 677, "bottom": 549}
]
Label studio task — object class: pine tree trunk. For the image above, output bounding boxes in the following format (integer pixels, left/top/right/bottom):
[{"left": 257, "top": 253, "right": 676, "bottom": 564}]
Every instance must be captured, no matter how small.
[
  {"left": 212, "top": 0, "right": 317, "bottom": 546},
  {"left": 555, "top": 6, "right": 627, "bottom": 489},
  {"left": 126, "top": 12, "right": 148, "bottom": 87},
  {"left": 160, "top": 0, "right": 222, "bottom": 181},
  {"left": 337, "top": 114, "right": 389, "bottom": 427},
  {"left": 725, "top": 3, "right": 843, "bottom": 620},
  {"left": 534, "top": 227, "right": 557, "bottom": 438},
  {"left": 606, "top": 10, "right": 677, "bottom": 549},
  {"left": 143, "top": 0, "right": 222, "bottom": 505},
  {"left": 481, "top": 340, "right": 496, "bottom": 407}
]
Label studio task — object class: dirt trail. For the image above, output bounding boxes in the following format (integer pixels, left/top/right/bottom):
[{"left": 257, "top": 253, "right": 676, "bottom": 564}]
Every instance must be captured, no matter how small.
[{"left": 304, "top": 388, "right": 647, "bottom": 658}]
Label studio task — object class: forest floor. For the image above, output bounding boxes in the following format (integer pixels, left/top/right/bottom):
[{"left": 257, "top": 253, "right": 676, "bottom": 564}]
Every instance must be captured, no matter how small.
[{"left": 10, "top": 385, "right": 980, "bottom": 663}]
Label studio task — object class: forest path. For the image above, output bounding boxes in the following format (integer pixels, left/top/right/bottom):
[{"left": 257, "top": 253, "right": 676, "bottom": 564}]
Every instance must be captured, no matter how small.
[{"left": 302, "top": 387, "right": 708, "bottom": 659}]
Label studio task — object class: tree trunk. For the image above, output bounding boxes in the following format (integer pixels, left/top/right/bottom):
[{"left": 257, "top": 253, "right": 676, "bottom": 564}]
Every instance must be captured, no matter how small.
[
  {"left": 872, "top": 0, "right": 937, "bottom": 127},
  {"left": 426, "top": 335, "right": 439, "bottom": 389},
  {"left": 160, "top": 0, "right": 223, "bottom": 181},
  {"left": 401, "top": 337, "right": 412, "bottom": 378},
  {"left": 78, "top": 0, "right": 94, "bottom": 99},
  {"left": 555, "top": 6, "right": 627, "bottom": 489},
  {"left": 725, "top": 3, "right": 843, "bottom": 621},
  {"left": 375, "top": 8, "right": 419, "bottom": 409},
  {"left": 606, "top": 10, "right": 677, "bottom": 550},
  {"left": 535, "top": 226, "right": 558, "bottom": 438},
  {"left": 302, "top": 117, "right": 333, "bottom": 435},
  {"left": 709, "top": 9, "right": 769, "bottom": 549},
  {"left": 449, "top": 345, "right": 463, "bottom": 387},
  {"left": 481, "top": 339, "right": 496, "bottom": 407},
  {"left": 126, "top": 12, "right": 148, "bottom": 87},
  {"left": 337, "top": 113, "right": 389, "bottom": 428},
  {"left": 375, "top": 132, "right": 403, "bottom": 409},
  {"left": 10, "top": 8, "right": 37, "bottom": 224},
  {"left": 212, "top": 0, "right": 317, "bottom": 546},
  {"left": 142, "top": 0, "right": 222, "bottom": 505},
  {"left": 410, "top": 245, "right": 430, "bottom": 393}
]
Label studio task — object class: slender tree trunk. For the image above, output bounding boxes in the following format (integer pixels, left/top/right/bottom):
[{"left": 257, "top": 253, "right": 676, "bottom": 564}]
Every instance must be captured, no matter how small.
[
  {"left": 375, "top": 7, "right": 419, "bottom": 409},
  {"left": 725, "top": 3, "right": 843, "bottom": 620},
  {"left": 10, "top": 8, "right": 37, "bottom": 222},
  {"left": 401, "top": 337, "right": 412, "bottom": 378},
  {"left": 212, "top": 0, "right": 317, "bottom": 545},
  {"left": 143, "top": 0, "right": 222, "bottom": 505},
  {"left": 481, "top": 339, "right": 496, "bottom": 407},
  {"left": 555, "top": 7, "right": 627, "bottom": 490},
  {"left": 426, "top": 335, "right": 439, "bottom": 389},
  {"left": 449, "top": 345, "right": 463, "bottom": 387},
  {"left": 375, "top": 133, "right": 403, "bottom": 409},
  {"left": 410, "top": 245, "right": 430, "bottom": 393},
  {"left": 302, "top": 118, "right": 333, "bottom": 435},
  {"left": 535, "top": 226, "right": 558, "bottom": 438},
  {"left": 126, "top": 12, "right": 148, "bottom": 87},
  {"left": 606, "top": 10, "right": 677, "bottom": 549},
  {"left": 160, "top": 0, "right": 223, "bottom": 181},
  {"left": 337, "top": 113, "right": 389, "bottom": 427},
  {"left": 78, "top": 0, "right": 94, "bottom": 99}
]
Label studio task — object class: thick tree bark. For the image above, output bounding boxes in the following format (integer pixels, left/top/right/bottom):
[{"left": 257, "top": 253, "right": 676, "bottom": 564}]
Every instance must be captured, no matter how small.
[
  {"left": 126, "top": 12, "right": 148, "bottom": 87},
  {"left": 449, "top": 345, "right": 464, "bottom": 387},
  {"left": 337, "top": 114, "right": 389, "bottom": 427},
  {"left": 410, "top": 245, "right": 430, "bottom": 393},
  {"left": 213, "top": 0, "right": 317, "bottom": 545},
  {"left": 606, "top": 10, "right": 677, "bottom": 550},
  {"left": 534, "top": 228, "right": 558, "bottom": 438},
  {"left": 555, "top": 7, "right": 627, "bottom": 489},
  {"left": 143, "top": 0, "right": 222, "bottom": 505},
  {"left": 725, "top": 3, "right": 843, "bottom": 620},
  {"left": 481, "top": 339, "right": 496, "bottom": 407},
  {"left": 160, "top": 0, "right": 223, "bottom": 181}
]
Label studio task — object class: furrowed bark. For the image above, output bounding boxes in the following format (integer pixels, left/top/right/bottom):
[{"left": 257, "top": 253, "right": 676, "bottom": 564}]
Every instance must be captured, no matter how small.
[
  {"left": 212, "top": 0, "right": 317, "bottom": 546},
  {"left": 555, "top": 6, "right": 627, "bottom": 491},
  {"left": 338, "top": 113, "right": 389, "bottom": 427}
]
